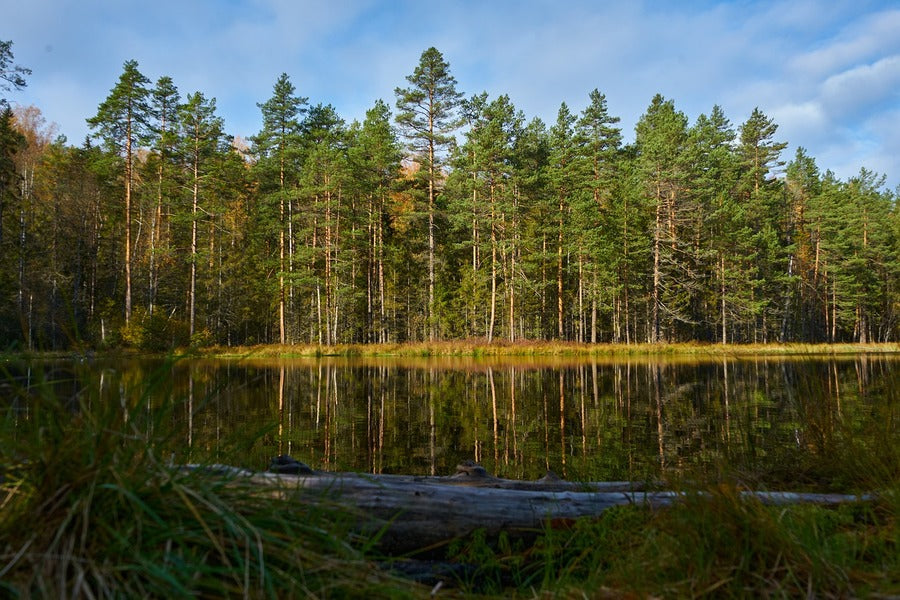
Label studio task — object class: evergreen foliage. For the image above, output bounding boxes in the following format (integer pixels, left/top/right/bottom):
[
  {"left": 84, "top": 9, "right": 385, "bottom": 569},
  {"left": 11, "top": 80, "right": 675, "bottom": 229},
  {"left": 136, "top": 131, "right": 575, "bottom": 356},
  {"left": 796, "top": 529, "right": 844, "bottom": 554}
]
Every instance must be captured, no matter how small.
[{"left": 2, "top": 47, "right": 898, "bottom": 349}]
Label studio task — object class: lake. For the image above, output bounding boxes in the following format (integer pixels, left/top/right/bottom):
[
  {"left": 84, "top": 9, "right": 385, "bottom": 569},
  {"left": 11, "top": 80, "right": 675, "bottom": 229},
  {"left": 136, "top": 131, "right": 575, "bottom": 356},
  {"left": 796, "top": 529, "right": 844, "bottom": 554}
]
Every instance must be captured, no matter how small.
[{"left": 8, "top": 354, "right": 899, "bottom": 489}]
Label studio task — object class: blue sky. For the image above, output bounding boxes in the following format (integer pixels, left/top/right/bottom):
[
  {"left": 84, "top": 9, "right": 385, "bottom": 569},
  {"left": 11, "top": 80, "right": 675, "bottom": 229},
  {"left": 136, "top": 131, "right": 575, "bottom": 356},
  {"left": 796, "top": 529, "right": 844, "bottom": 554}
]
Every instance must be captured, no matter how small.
[{"left": 5, "top": 0, "right": 900, "bottom": 190}]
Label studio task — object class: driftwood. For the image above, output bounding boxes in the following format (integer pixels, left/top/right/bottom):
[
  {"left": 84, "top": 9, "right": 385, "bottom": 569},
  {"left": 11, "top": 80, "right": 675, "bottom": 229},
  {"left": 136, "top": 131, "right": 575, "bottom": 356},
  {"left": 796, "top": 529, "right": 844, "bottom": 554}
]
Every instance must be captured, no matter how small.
[{"left": 187, "top": 458, "right": 873, "bottom": 554}]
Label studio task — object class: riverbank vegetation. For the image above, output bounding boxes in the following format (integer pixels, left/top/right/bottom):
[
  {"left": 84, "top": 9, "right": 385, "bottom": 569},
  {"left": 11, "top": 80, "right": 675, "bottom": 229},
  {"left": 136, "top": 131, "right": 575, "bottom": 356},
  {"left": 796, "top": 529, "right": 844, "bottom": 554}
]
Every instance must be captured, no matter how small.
[
  {"left": 6, "top": 340, "right": 899, "bottom": 364},
  {"left": 200, "top": 340, "right": 900, "bottom": 358},
  {"left": 2, "top": 43, "right": 898, "bottom": 353},
  {"left": 2, "top": 362, "right": 898, "bottom": 597}
]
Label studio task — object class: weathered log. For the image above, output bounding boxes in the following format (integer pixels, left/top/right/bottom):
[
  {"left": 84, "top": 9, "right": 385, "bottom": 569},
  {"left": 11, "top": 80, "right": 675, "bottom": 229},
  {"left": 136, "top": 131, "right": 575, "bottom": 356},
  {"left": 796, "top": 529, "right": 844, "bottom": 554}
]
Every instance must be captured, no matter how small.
[{"left": 185, "top": 460, "right": 873, "bottom": 554}]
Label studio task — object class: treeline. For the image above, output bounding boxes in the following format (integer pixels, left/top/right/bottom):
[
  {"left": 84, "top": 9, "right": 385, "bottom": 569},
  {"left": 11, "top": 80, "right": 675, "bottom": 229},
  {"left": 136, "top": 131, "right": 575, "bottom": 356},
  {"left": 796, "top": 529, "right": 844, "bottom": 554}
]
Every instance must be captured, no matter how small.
[{"left": 1, "top": 47, "right": 898, "bottom": 350}]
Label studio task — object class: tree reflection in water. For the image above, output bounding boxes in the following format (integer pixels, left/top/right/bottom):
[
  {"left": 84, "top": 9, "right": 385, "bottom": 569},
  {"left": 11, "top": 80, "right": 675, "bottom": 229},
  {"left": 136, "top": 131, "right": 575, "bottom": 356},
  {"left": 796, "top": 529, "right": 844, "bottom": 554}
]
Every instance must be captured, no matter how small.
[{"left": 15, "top": 355, "right": 899, "bottom": 489}]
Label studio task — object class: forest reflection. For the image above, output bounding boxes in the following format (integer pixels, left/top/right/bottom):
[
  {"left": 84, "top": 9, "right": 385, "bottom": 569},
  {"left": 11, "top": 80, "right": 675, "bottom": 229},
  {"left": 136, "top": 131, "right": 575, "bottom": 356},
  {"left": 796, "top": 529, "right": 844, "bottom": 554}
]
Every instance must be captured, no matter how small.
[{"left": 16, "top": 355, "right": 899, "bottom": 485}]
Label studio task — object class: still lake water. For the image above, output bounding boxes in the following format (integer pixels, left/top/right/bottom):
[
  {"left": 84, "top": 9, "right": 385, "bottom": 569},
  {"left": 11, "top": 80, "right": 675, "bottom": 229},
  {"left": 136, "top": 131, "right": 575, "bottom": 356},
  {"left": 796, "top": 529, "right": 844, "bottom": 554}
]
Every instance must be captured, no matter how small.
[{"left": 11, "top": 354, "right": 899, "bottom": 488}]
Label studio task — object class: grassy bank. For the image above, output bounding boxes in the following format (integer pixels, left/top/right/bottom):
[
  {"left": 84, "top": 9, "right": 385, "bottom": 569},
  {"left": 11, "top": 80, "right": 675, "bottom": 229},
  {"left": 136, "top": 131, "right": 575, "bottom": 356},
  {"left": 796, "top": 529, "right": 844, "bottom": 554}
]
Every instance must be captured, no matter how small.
[
  {"left": 5, "top": 340, "right": 899, "bottom": 361},
  {"left": 2, "top": 360, "right": 898, "bottom": 597},
  {"left": 199, "top": 340, "right": 900, "bottom": 359}
]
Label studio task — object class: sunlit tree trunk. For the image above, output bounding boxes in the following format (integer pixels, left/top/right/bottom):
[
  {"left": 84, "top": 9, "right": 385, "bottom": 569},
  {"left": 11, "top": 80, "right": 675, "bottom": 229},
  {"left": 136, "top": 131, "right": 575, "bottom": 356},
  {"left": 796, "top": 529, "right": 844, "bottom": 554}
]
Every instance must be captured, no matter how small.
[
  {"left": 488, "top": 182, "right": 497, "bottom": 343},
  {"left": 652, "top": 175, "right": 662, "bottom": 343},
  {"left": 558, "top": 197, "right": 564, "bottom": 339},
  {"left": 189, "top": 153, "right": 198, "bottom": 337}
]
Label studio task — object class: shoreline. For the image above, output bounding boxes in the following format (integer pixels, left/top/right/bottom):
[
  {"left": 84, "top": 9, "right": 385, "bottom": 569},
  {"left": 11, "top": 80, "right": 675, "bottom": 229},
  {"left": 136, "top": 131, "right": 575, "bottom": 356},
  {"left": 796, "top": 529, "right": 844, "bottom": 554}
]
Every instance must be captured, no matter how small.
[{"left": 5, "top": 341, "right": 900, "bottom": 361}]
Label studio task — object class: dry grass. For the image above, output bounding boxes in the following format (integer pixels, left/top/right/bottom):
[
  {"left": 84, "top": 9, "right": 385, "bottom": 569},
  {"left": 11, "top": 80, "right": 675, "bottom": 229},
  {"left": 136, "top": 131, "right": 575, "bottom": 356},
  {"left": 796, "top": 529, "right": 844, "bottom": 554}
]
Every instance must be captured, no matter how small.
[{"left": 199, "top": 340, "right": 900, "bottom": 359}]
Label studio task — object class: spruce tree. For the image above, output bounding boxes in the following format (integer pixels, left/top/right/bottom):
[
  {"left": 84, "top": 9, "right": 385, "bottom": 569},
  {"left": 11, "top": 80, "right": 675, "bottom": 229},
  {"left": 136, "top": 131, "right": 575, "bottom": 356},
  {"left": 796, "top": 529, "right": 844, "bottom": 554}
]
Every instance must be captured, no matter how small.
[{"left": 0, "top": 105, "right": 25, "bottom": 344}]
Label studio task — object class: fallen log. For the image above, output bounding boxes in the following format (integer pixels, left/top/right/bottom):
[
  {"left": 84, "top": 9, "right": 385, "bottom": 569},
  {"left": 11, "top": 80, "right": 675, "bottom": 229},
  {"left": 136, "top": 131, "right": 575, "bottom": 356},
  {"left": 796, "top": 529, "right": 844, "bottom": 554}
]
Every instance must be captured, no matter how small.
[{"left": 186, "top": 458, "right": 873, "bottom": 554}]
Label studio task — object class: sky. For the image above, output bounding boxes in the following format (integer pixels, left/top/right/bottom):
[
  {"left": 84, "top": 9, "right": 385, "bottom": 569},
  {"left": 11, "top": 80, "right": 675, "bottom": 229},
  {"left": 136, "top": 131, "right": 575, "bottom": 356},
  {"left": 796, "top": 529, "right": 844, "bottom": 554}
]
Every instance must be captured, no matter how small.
[{"left": 5, "top": 0, "right": 900, "bottom": 191}]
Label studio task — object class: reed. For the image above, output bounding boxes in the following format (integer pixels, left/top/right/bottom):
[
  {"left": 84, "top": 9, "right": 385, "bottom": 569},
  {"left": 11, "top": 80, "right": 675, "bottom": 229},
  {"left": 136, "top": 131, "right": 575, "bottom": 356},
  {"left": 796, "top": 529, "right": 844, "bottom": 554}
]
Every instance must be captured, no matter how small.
[{"left": 515, "top": 487, "right": 898, "bottom": 598}]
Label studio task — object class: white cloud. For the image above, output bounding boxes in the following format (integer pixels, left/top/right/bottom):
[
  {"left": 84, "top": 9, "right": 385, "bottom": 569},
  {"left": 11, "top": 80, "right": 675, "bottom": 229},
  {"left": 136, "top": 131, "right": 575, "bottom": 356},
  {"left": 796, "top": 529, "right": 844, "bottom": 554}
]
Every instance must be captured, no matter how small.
[
  {"left": 819, "top": 55, "right": 900, "bottom": 117},
  {"left": 771, "top": 101, "right": 827, "bottom": 137},
  {"left": 789, "top": 9, "right": 900, "bottom": 77}
]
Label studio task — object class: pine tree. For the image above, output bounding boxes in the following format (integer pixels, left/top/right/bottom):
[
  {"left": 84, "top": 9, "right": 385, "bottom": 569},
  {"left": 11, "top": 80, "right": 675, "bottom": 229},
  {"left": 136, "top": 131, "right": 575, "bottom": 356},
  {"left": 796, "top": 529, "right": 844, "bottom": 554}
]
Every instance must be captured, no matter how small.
[
  {"left": 685, "top": 105, "right": 745, "bottom": 342},
  {"left": 252, "top": 73, "right": 307, "bottom": 344},
  {"left": 347, "top": 100, "right": 402, "bottom": 342},
  {"left": 460, "top": 94, "right": 521, "bottom": 342},
  {"left": 511, "top": 117, "right": 551, "bottom": 339},
  {"left": 738, "top": 108, "right": 788, "bottom": 341},
  {"left": 146, "top": 76, "right": 180, "bottom": 317},
  {"left": 299, "top": 103, "right": 348, "bottom": 344},
  {"left": 785, "top": 147, "right": 823, "bottom": 340},
  {"left": 395, "top": 47, "right": 463, "bottom": 340},
  {"left": 549, "top": 103, "right": 578, "bottom": 339},
  {"left": 0, "top": 39, "right": 30, "bottom": 103},
  {"left": 635, "top": 94, "right": 689, "bottom": 342},
  {"left": 87, "top": 60, "right": 151, "bottom": 325},
  {"left": 178, "top": 92, "right": 225, "bottom": 339},
  {"left": 574, "top": 89, "right": 621, "bottom": 342}
]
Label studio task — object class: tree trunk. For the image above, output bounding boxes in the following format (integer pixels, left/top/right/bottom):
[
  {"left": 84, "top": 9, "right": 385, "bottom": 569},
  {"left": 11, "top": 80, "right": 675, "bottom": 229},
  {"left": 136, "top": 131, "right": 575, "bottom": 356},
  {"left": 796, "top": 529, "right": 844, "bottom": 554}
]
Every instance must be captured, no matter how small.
[
  {"left": 577, "top": 254, "right": 583, "bottom": 343},
  {"left": 378, "top": 194, "right": 386, "bottom": 343},
  {"left": 652, "top": 177, "right": 662, "bottom": 343},
  {"left": 623, "top": 194, "right": 630, "bottom": 345},
  {"left": 189, "top": 143, "right": 198, "bottom": 338},
  {"left": 557, "top": 200, "right": 564, "bottom": 340},
  {"left": 124, "top": 114, "right": 133, "bottom": 325},
  {"left": 149, "top": 156, "right": 162, "bottom": 316},
  {"left": 428, "top": 103, "right": 436, "bottom": 341},
  {"left": 720, "top": 255, "right": 727, "bottom": 344},
  {"left": 591, "top": 269, "right": 597, "bottom": 344},
  {"left": 278, "top": 151, "right": 286, "bottom": 345},
  {"left": 190, "top": 465, "right": 872, "bottom": 555},
  {"left": 488, "top": 183, "right": 497, "bottom": 343}
]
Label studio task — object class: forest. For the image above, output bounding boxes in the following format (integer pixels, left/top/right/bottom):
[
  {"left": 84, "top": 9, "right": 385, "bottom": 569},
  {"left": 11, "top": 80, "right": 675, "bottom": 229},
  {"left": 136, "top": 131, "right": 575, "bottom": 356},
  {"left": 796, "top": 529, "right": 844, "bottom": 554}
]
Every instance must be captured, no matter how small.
[{"left": 1, "top": 45, "right": 898, "bottom": 350}]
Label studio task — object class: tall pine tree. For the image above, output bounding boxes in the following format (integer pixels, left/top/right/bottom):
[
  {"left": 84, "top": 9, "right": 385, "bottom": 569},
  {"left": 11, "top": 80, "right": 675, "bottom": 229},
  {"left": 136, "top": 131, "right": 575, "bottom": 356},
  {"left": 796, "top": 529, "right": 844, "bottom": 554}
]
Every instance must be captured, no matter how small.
[
  {"left": 635, "top": 95, "right": 689, "bottom": 342},
  {"left": 252, "top": 73, "right": 307, "bottom": 344},
  {"left": 395, "top": 47, "right": 463, "bottom": 340},
  {"left": 178, "top": 92, "right": 225, "bottom": 338},
  {"left": 87, "top": 60, "right": 151, "bottom": 325}
]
